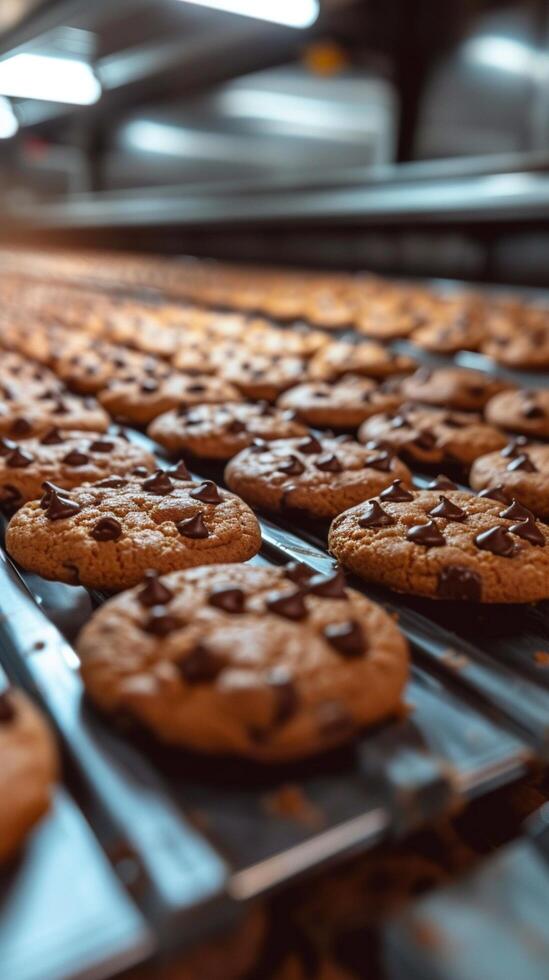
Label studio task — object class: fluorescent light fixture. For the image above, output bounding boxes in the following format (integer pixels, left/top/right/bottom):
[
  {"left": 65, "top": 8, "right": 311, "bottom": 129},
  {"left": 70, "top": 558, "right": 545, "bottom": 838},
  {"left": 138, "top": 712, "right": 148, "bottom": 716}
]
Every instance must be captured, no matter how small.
[
  {"left": 175, "top": 0, "right": 319, "bottom": 29},
  {"left": 0, "top": 53, "right": 101, "bottom": 105},
  {"left": 0, "top": 96, "right": 17, "bottom": 138},
  {"left": 466, "top": 36, "right": 539, "bottom": 78}
]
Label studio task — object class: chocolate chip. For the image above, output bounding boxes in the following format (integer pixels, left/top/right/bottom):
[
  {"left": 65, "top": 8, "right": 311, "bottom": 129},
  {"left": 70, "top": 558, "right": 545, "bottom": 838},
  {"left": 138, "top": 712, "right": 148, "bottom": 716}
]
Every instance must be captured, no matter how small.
[
  {"left": 285, "top": 561, "right": 314, "bottom": 584},
  {"left": 142, "top": 470, "right": 174, "bottom": 495},
  {"left": 226, "top": 418, "right": 246, "bottom": 434},
  {"left": 63, "top": 449, "right": 89, "bottom": 467},
  {"left": 40, "top": 427, "right": 64, "bottom": 445},
  {"left": 116, "top": 427, "right": 129, "bottom": 441},
  {"left": 413, "top": 429, "right": 437, "bottom": 450},
  {"left": 187, "top": 383, "right": 207, "bottom": 394},
  {"left": 90, "top": 517, "right": 122, "bottom": 541},
  {"left": 437, "top": 566, "right": 482, "bottom": 601},
  {"left": 324, "top": 620, "right": 366, "bottom": 658},
  {"left": 266, "top": 589, "right": 308, "bottom": 620},
  {"left": 427, "top": 475, "right": 458, "bottom": 490},
  {"left": 308, "top": 567, "right": 347, "bottom": 598},
  {"left": 144, "top": 605, "right": 181, "bottom": 636},
  {"left": 265, "top": 665, "right": 298, "bottom": 725},
  {"left": 359, "top": 500, "right": 395, "bottom": 528},
  {"left": 249, "top": 438, "right": 268, "bottom": 453},
  {"left": 522, "top": 401, "right": 544, "bottom": 419},
  {"left": 10, "top": 417, "right": 32, "bottom": 436},
  {"left": 0, "top": 438, "right": 16, "bottom": 457},
  {"left": 6, "top": 447, "right": 33, "bottom": 468},
  {"left": 500, "top": 436, "right": 528, "bottom": 459},
  {"left": 407, "top": 520, "right": 445, "bottom": 547},
  {"left": 89, "top": 439, "right": 114, "bottom": 453},
  {"left": 141, "top": 380, "right": 159, "bottom": 394},
  {"left": 178, "top": 642, "right": 225, "bottom": 683},
  {"left": 52, "top": 398, "right": 68, "bottom": 415},
  {"left": 0, "top": 689, "right": 15, "bottom": 724},
  {"left": 96, "top": 477, "right": 128, "bottom": 488},
  {"left": 297, "top": 435, "right": 322, "bottom": 454},
  {"left": 190, "top": 480, "right": 223, "bottom": 504},
  {"left": 209, "top": 586, "right": 245, "bottom": 614},
  {"left": 507, "top": 454, "right": 537, "bottom": 473},
  {"left": 138, "top": 570, "right": 174, "bottom": 607},
  {"left": 45, "top": 488, "right": 81, "bottom": 521},
  {"left": 257, "top": 401, "right": 274, "bottom": 417},
  {"left": 315, "top": 453, "right": 342, "bottom": 473},
  {"left": 499, "top": 499, "right": 534, "bottom": 522},
  {"left": 132, "top": 466, "right": 149, "bottom": 478},
  {"left": 177, "top": 513, "right": 209, "bottom": 538},
  {"left": 429, "top": 495, "right": 467, "bottom": 521},
  {"left": 509, "top": 518, "right": 545, "bottom": 547},
  {"left": 367, "top": 451, "right": 393, "bottom": 472},
  {"left": 478, "top": 484, "right": 509, "bottom": 504},
  {"left": 380, "top": 480, "right": 414, "bottom": 502},
  {"left": 475, "top": 525, "right": 517, "bottom": 557},
  {"left": 278, "top": 455, "right": 305, "bottom": 476},
  {"left": 168, "top": 460, "right": 190, "bottom": 480}
]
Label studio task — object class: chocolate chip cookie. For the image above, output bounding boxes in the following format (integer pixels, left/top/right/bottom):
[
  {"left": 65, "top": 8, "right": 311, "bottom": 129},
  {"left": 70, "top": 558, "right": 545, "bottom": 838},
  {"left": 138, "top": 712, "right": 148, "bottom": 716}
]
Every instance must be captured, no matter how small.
[
  {"left": 98, "top": 373, "right": 242, "bottom": 425},
  {"left": 470, "top": 440, "right": 549, "bottom": 519},
  {"left": 277, "top": 376, "right": 403, "bottom": 429},
  {"left": 0, "top": 688, "right": 58, "bottom": 863},
  {"left": 0, "top": 393, "right": 110, "bottom": 439},
  {"left": 6, "top": 468, "right": 261, "bottom": 591},
  {"left": 76, "top": 563, "right": 409, "bottom": 760},
  {"left": 224, "top": 435, "right": 412, "bottom": 519},
  {"left": 358, "top": 405, "right": 507, "bottom": 468},
  {"left": 0, "top": 430, "right": 156, "bottom": 509},
  {"left": 148, "top": 401, "right": 308, "bottom": 460},
  {"left": 484, "top": 388, "right": 549, "bottom": 439},
  {"left": 218, "top": 353, "right": 307, "bottom": 402},
  {"left": 308, "top": 340, "right": 415, "bottom": 382},
  {"left": 401, "top": 367, "right": 510, "bottom": 412},
  {"left": 329, "top": 487, "right": 549, "bottom": 602}
]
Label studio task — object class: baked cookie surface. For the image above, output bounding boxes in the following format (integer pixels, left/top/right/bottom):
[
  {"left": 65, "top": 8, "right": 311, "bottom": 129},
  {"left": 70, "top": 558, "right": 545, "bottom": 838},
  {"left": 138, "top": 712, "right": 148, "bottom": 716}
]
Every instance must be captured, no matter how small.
[
  {"left": 148, "top": 401, "right": 308, "bottom": 459},
  {"left": 329, "top": 487, "right": 549, "bottom": 602},
  {"left": 358, "top": 404, "right": 507, "bottom": 467},
  {"left": 77, "top": 563, "right": 409, "bottom": 760},
  {"left": 0, "top": 393, "right": 110, "bottom": 439},
  {"left": 224, "top": 435, "right": 412, "bottom": 519},
  {"left": 6, "top": 468, "right": 261, "bottom": 591},
  {"left": 401, "top": 367, "right": 510, "bottom": 411},
  {"left": 308, "top": 340, "right": 415, "bottom": 381},
  {"left": 0, "top": 689, "right": 58, "bottom": 863},
  {"left": 277, "top": 376, "right": 403, "bottom": 429},
  {"left": 99, "top": 373, "right": 242, "bottom": 425},
  {"left": 470, "top": 440, "right": 549, "bottom": 519},
  {"left": 0, "top": 430, "right": 156, "bottom": 508},
  {"left": 485, "top": 388, "right": 549, "bottom": 439}
]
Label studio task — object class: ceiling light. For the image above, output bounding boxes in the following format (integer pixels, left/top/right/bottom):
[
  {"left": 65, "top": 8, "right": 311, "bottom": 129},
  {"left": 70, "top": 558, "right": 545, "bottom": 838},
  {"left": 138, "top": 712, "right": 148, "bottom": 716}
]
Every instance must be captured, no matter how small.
[
  {"left": 465, "top": 36, "right": 537, "bottom": 77},
  {"left": 0, "top": 96, "right": 18, "bottom": 138},
  {"left": 0, "top": 53, "right": 101, "bottom": 104},
  {"left": 175, "top": 0, "right": 319, "bottom": 29}
]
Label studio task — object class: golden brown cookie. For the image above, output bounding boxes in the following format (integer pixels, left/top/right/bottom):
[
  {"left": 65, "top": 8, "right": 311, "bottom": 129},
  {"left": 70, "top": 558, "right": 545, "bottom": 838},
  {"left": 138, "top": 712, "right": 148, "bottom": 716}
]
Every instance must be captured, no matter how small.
[
  {"left": 77, "top": 563, "right": 409, "bottom": 760},
  {"left": 148, "top": 401, "right": 308, "bottom": 460},
  {"left": 0, "top": 688, "right": 58, "bottom": 863},
  {"left": 98, "top": 373, "right": 242, "bottom": 425},
  {"left": 277, "top": 377, "right": 403, "bottom": 429},
  {"left": 485, "top": 388, "right": 549, "bottom": 439},
  {"left": 308, "top": 340, "right": 415, "bottom": 382},
  {"left": 0, "top": 430, "right": 156, "bottom": 509},
  {"left": 224, "top": 435, "right": 412, "bottom": 519},
  {"left": 469, "top": 440, "right": 549, "bottom": 519},
  {"left": 358, "top": 404, "right": 507, "bottom": 468},
  {"left": 401, "top": 367, "right": 510, "bottom": 412},
  {"left": 218, "top": 352, "right": 307, "bottom": 402},
  {"left": 6, "top": 467, "right": 261, "bottom": 591},
  {"left": 0, "top": 393, "right": 110, "bottom": 439},
  {"left": 329, "top": 487, "right": 549, "bottom": 602}
]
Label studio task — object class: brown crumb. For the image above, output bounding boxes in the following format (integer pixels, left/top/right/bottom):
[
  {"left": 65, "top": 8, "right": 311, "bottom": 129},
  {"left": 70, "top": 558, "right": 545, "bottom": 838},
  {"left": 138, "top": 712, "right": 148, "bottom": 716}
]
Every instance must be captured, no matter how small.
[{"left": 262, "top": 784, "right": 324, "bottom": 829}]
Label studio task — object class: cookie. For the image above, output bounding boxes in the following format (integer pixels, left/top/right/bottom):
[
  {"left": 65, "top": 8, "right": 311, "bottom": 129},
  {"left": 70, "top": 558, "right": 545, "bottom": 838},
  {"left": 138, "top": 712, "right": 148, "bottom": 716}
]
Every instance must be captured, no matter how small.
[
  {"left": 483, "top": 309, "right": 549, "bottom": 371},
  {"left": 76, "top": 563, "right": 409, "bottom": 760},
  {"left": 0, "top": 393, "right": 110, "bottom": 439},
  {"left": 329, "top": 487, "right": 549, "bottom": 603},
  {"left": 0, "top": 351, "right": 63, "bottom": 396},
  {"left": 218, "top": 353, "right": 307, "bottom": 402},
  {"left": 410, "top": 309, "right": 485, "bottom": 353},
  {"left": 308, "top": 340, "right": 415, "bottom": 382},
  {"left": 6, "top": 468, "right": 261, "bottom": 591},
  {"left": 401, "top": 367, "right": 510, "bottom": 411},
  {"left": 0, "top": 688, "right": 58, "bottom": 863},
  {"left": 0, "top": 430, "right": 156, "bottom": 509},
  {"left": 224, "top": 435, "right": 412, "bottom": 519},
  {"left": 148, "top": 402, "right": 308, "bottom": 460},
  {"left": 277, "top": 377, "right": 403, "bottom": 429},
  {"left": 358, "top": 404, "right": 507, "bottom": 468},
  {"left": 54, "top": 344, "right": 170, "bottom": 395},
  {"left": 98, "top": 373, "right": 242, "bottom": 425},
  {"left": 485, "top": 388, "right": 549, "bottom": 439},
  {"left": 469, "top": 440, "right": 549, "bottom": 519}
]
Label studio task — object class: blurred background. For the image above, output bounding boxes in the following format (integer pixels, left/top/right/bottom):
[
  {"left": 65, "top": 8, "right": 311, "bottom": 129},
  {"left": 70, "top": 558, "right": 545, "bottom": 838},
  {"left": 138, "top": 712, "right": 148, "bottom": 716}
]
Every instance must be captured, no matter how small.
[{"left": 1, "top": 0, "right": 549, "bottom": 283}]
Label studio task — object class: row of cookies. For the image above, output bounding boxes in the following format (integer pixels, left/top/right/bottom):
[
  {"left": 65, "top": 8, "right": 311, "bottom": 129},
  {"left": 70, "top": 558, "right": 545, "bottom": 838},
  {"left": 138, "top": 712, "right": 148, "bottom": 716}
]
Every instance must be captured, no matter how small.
[{"left": 1, "top": 248, "right": 548, "bottom": 370}]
